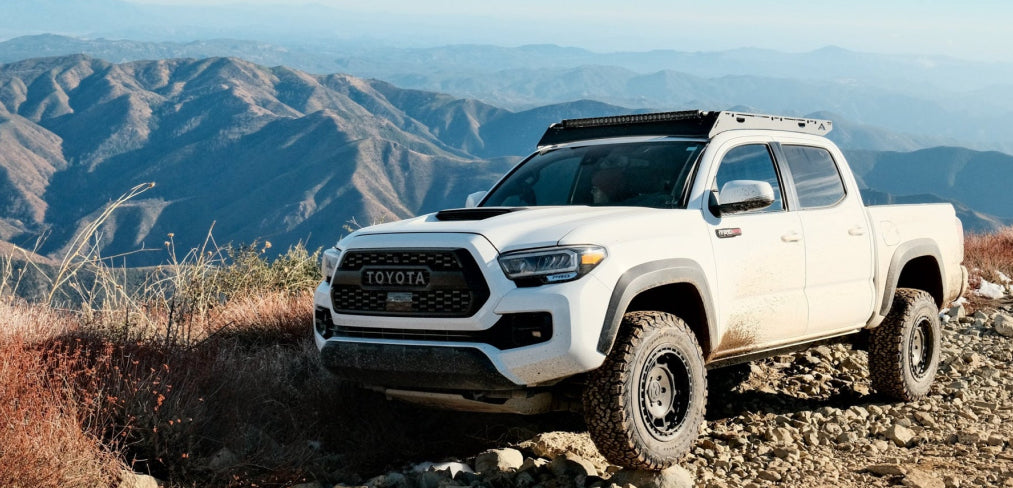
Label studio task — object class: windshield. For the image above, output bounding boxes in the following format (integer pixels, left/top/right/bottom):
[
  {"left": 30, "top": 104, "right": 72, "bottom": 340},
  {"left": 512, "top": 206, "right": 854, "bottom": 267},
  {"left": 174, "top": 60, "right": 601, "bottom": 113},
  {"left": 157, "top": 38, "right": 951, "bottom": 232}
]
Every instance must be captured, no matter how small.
[{"left": 482, "top": 140, "right": 705, "bottom": 209}]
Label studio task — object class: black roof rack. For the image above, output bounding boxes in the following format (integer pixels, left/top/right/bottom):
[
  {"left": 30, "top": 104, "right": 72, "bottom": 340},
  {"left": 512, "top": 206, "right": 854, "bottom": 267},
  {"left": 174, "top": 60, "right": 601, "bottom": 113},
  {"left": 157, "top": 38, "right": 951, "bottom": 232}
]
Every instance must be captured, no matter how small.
[{"left": 536, "top": 110, "right": 833, "bottom": 148}]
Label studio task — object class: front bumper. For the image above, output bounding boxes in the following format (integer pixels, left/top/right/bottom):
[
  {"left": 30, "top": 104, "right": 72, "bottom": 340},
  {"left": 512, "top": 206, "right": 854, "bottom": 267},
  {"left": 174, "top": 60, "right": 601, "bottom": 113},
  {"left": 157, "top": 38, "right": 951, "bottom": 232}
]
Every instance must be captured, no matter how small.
[
  {"left": 319, "top": 341, "right": 520, "bottom": 390},
  {"left": 313, "top": 232, "right": 612, "bottom": 390}
]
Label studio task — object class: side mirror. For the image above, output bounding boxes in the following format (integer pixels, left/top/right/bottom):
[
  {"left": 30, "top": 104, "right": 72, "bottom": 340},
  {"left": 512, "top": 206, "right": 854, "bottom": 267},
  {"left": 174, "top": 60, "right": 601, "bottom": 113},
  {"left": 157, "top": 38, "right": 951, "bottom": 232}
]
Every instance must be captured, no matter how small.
[
  {"left": 465, "top": 191, "right": 487, "bottom": 208},
  {"left": 709, "top": 180, "right": 775, "bottom": 216}
]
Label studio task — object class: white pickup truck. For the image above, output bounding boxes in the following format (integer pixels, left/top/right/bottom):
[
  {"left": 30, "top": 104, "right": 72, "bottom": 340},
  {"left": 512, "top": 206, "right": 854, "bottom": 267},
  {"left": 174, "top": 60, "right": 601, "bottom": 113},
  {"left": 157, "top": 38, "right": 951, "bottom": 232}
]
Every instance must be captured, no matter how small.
[{"left": 313, "top": 111, "right": 966, "bottom": 470}]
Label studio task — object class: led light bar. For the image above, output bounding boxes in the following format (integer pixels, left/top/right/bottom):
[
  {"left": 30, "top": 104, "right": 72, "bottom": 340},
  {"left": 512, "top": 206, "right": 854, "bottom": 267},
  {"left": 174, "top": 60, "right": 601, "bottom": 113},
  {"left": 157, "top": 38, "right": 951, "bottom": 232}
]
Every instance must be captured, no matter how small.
[
  {"left": 560, "top": 110, "right": 708, "bottom": 129},
  {"left": 537, "top": 110, "right": 833, "bottom": 148}
]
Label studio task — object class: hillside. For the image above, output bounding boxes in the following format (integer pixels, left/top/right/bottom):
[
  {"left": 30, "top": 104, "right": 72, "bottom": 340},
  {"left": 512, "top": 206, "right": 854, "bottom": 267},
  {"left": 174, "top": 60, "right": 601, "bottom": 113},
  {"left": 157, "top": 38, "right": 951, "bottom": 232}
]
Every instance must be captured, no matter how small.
[
  {"left": 0, "top": 55, "right": 513, "bottom": 264},
  {"left": 849, "top": 147, "right": 1013, "bottom": 222}
]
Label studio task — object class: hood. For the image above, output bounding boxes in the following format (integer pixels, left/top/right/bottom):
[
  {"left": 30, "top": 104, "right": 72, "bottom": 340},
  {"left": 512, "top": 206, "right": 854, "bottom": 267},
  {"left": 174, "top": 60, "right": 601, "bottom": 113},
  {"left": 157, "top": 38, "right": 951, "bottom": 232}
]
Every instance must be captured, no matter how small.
[{"left": 347, "top": 206, "right": 654, "bottom": 252}]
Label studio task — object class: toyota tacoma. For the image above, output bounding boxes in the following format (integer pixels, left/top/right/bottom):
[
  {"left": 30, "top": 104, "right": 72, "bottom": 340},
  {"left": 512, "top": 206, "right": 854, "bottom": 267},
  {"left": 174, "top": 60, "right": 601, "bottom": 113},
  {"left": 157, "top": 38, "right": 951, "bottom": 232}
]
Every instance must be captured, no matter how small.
[{"left": 312, "top": 110, "right": 967, "bottom": 469}]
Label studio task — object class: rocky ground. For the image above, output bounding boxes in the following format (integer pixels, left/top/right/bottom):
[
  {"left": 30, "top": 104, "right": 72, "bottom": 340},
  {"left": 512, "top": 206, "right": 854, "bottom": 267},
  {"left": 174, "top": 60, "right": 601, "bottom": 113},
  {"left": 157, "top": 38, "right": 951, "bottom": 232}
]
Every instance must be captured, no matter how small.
[
  {"left": 285, "top": 298, "right": 1013, "bottom": 488},
  {"left": 118, "top": 299, "right": 1010, "bottom": 488}
]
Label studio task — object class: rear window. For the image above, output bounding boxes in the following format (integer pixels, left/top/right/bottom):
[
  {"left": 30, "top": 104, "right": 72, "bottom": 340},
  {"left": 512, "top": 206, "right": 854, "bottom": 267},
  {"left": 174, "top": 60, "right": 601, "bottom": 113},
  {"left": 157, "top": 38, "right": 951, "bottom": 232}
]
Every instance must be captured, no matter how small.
[{"left": 781, "top": 145, "right": 846, "bottom": 208}]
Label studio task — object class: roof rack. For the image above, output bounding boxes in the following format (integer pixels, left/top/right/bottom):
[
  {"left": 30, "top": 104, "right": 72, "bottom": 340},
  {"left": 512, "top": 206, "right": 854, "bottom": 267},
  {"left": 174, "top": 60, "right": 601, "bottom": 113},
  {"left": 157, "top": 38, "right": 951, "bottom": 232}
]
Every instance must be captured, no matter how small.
[{"left": 536, "top": 110, "right": 833, "bottom": 148}]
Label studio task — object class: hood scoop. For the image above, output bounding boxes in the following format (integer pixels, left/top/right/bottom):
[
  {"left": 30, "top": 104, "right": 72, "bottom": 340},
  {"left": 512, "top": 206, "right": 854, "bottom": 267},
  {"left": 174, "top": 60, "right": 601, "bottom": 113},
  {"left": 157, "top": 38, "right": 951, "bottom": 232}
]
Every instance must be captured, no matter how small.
[{"left": 435, "top": 207, "right": 526, "bottom": 221}]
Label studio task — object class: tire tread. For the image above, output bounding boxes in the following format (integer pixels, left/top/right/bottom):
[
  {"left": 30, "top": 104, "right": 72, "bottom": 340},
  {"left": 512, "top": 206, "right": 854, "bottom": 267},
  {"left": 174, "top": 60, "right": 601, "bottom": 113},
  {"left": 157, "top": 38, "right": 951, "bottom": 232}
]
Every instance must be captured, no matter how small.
[
  {"left": 583, "top": 311, "right": 706, "bottom": 470},
  {"left": 868, "top": 288, "right": 939, "bottom": 401}
]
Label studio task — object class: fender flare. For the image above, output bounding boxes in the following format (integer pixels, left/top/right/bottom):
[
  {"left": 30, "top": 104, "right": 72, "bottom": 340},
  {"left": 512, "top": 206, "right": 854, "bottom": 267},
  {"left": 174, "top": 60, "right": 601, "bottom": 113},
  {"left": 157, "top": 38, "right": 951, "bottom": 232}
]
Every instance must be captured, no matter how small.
[
  {"left": 879, "top": 238, "right": 944, "bottom": 316},
  {"left": 596, "top": 258, "right": 716, "bottom": 355}
]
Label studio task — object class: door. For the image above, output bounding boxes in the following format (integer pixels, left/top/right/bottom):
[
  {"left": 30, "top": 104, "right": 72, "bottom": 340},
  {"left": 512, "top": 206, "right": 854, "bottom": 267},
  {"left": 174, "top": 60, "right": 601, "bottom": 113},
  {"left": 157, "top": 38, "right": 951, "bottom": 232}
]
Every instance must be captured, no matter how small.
[
  {"left": 706, "top": 142, "right": 807, "bottom": 357},
  {"left": 778, "top": 144, "right": 875, "bottom": 334}
]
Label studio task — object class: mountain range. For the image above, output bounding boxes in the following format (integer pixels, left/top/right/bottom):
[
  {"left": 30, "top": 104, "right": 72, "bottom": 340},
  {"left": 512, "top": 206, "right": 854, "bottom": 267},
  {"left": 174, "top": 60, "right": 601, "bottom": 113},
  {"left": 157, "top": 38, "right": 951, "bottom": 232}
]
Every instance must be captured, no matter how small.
[
  {"left": 0, "top": 54, "right": 1010, "bottom": 267},
  {"left": 1, "top": 35, "right": 1011, "bottom": 154},
  {"left": 0, "top": 54, "right": 515, "bottom": 265}
]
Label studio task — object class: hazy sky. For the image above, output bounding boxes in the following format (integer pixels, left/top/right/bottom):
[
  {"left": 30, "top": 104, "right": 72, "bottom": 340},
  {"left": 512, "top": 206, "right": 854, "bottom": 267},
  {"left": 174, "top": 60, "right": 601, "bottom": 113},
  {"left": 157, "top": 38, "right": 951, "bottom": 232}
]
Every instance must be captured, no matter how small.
[{"left": 119, "top": 0, "right": 1013, "bottom": 62}]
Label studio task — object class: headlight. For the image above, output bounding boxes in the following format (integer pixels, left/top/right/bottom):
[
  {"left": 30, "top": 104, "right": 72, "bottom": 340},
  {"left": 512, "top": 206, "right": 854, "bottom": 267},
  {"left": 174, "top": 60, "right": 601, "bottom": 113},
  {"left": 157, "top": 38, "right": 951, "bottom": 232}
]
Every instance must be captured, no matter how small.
[
  {"left": 321, "top": 247, "right": 341, "bottom": 282},
  {"left": 499, "top": 246, "right": 606, "bottom": 286}
]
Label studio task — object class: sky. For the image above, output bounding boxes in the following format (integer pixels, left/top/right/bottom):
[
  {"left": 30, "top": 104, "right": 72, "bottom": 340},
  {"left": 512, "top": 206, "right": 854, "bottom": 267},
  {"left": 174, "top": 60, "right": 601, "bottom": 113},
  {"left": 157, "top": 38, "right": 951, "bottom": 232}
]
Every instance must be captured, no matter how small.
[{"left": 114, "top": 0, "right": 1013, "bottom": 62}]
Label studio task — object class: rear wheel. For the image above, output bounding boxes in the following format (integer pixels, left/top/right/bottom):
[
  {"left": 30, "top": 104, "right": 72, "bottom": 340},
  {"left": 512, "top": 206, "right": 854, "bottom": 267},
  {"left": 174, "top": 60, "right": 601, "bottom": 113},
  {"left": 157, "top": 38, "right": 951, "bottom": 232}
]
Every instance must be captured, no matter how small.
[
  {"left": 868, "top": 288, "right": 941, "bottom": 401},
  {"left": 583, "top": 311, "right": 706, "bottom": 470}
]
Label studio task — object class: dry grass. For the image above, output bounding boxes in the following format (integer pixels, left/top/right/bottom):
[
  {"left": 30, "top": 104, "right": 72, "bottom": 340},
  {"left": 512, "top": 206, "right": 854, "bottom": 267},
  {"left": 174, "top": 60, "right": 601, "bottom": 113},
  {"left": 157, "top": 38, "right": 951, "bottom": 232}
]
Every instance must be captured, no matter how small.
[
  {"left": 964, "top": 227, "right": 1013, "bottom": 284},
  {"left": 963, "top": 226, "right": 1013, "bottom": 308},
  {"left": 0, "top": 331, "right": 121, "bottom": 488},
  {"left": 0, "top": 184, "right": 331, "bottom": 486},
  {"left": 0, "top": 272, "right": 323, "bottom": 486}
]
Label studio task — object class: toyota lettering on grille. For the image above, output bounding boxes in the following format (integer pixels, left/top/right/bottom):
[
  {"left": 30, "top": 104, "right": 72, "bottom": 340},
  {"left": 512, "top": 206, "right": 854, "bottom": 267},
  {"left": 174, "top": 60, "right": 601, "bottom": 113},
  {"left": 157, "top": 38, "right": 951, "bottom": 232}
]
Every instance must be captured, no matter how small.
[{"left": 362, "top": 268, "right": 430, "bottom": 288}]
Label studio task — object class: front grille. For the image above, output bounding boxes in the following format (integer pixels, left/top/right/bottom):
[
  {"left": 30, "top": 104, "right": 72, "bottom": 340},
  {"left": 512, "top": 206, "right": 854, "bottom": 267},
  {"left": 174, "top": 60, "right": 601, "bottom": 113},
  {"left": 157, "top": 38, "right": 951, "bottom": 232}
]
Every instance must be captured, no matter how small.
[
  {"left": 339, "top": 250, "right": 461, "bottom": 271},
  {"left": 331, "top": 288, "right": 473, "bottom": 315},
  {"left": 330, "top": 248, "right": 489, "bottom": 317}
]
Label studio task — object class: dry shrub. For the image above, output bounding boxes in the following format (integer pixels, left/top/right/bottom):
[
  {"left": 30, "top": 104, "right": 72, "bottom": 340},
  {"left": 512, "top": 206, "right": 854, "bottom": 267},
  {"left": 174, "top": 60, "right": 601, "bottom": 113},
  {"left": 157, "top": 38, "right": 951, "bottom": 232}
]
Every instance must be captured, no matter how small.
[
  {"left": 0, "top": 182, "right": 334, "bottom": 486},
  {"left": 963, "top": 227, "right": 1013, "bottom": 308},
  {"left": 965, "top": 227, "right": 1013, "bottom": 282},
  {"left": 0, "top": 300, "right": 74, "bottom": 342},
  {"left": 0, "top": 337, "right": 123, "bottom": 488},
  {"left": 204, "top": 293, "right": 311, "bottom": 347}
]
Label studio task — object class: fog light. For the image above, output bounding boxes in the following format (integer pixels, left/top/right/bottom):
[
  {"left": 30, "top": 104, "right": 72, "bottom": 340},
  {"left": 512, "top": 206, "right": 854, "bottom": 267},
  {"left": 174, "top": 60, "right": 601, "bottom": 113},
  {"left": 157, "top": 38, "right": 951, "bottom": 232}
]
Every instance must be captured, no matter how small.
[{"left": 314, "top": 307, "right": 334, "bottom": 338}]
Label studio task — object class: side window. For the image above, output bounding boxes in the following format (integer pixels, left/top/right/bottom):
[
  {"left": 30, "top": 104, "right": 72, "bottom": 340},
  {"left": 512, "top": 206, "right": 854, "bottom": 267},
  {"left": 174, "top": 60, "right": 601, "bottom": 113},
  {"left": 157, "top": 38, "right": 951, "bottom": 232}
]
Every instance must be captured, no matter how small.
[
  {"left": 781, "top": 145, "right": 846, "bottom": 208},
  {"left": 714, "top": 144, "right": 784, "bottom": 213}
]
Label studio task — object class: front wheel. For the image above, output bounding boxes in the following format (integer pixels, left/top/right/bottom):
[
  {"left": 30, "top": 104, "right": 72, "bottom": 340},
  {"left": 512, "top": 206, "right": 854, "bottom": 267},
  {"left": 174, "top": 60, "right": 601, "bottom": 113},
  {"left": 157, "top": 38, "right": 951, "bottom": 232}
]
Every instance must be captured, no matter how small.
[
  {"left": 868, "top": 288, "right": 941, "bottom": 401},
  {"left": 583, "top": 311, "right": 707, "bottom": 470}
]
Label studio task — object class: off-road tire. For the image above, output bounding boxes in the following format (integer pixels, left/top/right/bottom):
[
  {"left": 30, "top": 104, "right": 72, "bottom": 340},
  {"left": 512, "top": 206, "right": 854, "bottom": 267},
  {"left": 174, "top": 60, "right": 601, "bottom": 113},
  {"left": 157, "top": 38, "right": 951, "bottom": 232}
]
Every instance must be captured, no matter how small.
[
  {"left": 583, "top": 311, "right": 707, "bottom": 470},
  {"left": 868, "top": 288, "right": 941, "bottom": 401}
]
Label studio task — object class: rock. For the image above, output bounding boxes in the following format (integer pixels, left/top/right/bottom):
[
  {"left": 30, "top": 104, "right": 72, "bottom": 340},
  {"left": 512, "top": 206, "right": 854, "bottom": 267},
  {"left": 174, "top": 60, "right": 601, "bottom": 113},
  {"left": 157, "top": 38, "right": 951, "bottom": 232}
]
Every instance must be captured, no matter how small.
[
  {"left": 207, "top": 447, "right": 239, "bottom": 472},
  {"left": 962, "top": 352, "right": 983, "bottom": 367},
  {"left": 549, "top": 452, "right": 597, "bottom": 477},
  {"left": 886, "top": 424, "right": 916, "bottom": 447},
  {"left": 519, "top": 457, "right": 549, "bottom": 472},
  {"left": 514, "top": 470, "right": 537, "bottom": 488},
  {"left": 764, "top": 427, "right": 795, "bottom": 444},
  {"left": 914, "top": 411, "right": 937, "bottom": 428},
  {"left": 958, "top": 410, "right": 979, "bottom": 422},
  {"left": 117, "top": 471, "right": 159, "bottom": 488},
  {"left": 949, "top": 379, "right": 969, "bottom": 391},
  {"left": 756, "top": 470, "right": 782, "bottom": 482},
  {"left": 609, "top": 465, "right": 695, "bottom": 488},
  {"left": 977, "top": 280, "right": 1006, "bottom": 299},
  {"left": 474, "top": 448, "right": 524, "bottom": 473},
  {"left": 943, "top": 474, "right": 962, "bottom": 487},
  {"left": 903, "top": 468, "right": 945, "bottom": 488},
  {"left": 365, "top": 472, "right": 407, "bottom": 488},
  {"left": 773, "top": 446, "right": 800, "bottom": 460},
  {"left": 413, "top": 461, "right": 475, "bottom": 478},
  {"left": 948, "top": 304, "right": 966, "bottom": 320},
  {"left": 416, "top": 471, "right": 445, "bottom": 488},
  {"left": 454, "top": 470, "right": 480, "bottom": 485},
  {"left": 994, "top": 313, "right": 1013, "bottom": 337},
  {"left": 957, "top": 431, "right": 985, "bottom": 444},
  {"left": 523, "top": 432, "right": 609, "bottom": 466},
  {"left": 867, "top": 464, "right": 908, "bottom": 476}
]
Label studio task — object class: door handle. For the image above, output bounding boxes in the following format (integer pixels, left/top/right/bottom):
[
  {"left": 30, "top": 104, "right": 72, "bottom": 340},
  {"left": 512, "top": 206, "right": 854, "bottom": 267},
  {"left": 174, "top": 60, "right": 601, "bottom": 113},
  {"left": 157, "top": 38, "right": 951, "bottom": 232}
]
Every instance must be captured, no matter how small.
[
  {"left": 781, "top": 232, "right": 802, "bottom": 243},
  {"left": 848, "top": 226, "right": 866, "bottom": 236}
]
